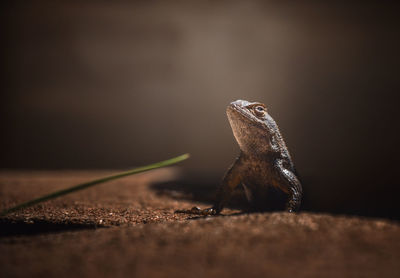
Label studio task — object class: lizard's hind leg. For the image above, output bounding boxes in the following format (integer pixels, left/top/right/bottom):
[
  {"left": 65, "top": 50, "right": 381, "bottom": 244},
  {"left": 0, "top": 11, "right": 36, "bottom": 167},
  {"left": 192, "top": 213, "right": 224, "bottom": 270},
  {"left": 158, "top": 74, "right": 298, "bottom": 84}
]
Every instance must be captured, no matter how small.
[{"left": 242, "top": 183, "right": 253, "bottom": 203}]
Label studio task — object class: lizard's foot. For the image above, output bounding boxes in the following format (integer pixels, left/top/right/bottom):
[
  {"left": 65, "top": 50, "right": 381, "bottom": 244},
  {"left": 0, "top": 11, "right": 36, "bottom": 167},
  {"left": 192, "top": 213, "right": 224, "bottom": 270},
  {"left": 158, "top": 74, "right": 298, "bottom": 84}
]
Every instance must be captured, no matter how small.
[
  {"left": 175, "top": 206, "right": 218, "bottom": 215},
  {"left": 285, "top": 204, "right": 298, "bottom": 213},
  {"left": 285, "top": 197, "right": 300, "bottom": 213}
]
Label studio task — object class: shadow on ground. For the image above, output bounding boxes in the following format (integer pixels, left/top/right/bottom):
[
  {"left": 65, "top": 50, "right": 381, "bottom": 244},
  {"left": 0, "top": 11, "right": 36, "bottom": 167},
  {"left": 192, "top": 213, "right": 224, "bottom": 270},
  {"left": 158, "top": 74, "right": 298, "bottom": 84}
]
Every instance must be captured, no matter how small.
[
  {"left": 151, "top": 178, "right": 400, "bottom": 221},
  {"left": 151, "top": 179, "right": 247, "bottom": 210},
  {"left": 0, "top": 219, "right": 106, "bottom": 237}
]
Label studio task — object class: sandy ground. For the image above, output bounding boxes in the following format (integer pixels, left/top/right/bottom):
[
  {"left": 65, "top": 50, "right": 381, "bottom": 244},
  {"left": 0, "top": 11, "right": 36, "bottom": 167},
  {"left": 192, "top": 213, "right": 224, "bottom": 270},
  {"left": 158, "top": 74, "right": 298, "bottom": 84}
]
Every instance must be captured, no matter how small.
[{"left": 0, "top": 169, "right": 399, "bottom": 278}]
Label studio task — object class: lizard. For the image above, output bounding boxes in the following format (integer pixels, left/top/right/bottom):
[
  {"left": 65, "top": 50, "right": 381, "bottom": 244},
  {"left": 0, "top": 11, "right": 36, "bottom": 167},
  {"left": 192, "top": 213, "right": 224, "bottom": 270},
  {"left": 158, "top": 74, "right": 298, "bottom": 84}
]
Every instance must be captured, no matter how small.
[{"left": 180, "top": 99, "right": 302, "bottom": 215}]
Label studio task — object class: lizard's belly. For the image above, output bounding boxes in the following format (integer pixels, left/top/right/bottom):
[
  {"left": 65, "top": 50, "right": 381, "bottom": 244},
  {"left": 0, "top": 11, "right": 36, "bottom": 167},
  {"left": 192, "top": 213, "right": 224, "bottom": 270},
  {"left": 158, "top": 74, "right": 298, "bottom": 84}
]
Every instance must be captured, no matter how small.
[
  {"left": 241, "top": 161, "right": 288, "bottom": 211},
  {"left": 241, "top": 161, "right": 277, "bottom": 187}
]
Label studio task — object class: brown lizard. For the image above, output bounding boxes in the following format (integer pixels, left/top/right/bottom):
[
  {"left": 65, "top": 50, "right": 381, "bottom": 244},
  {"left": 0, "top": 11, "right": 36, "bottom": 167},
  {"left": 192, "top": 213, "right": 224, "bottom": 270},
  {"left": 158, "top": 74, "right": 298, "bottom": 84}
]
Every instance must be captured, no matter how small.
[{"left": 181, "top": 100, "right": 302, "bottom": 215}]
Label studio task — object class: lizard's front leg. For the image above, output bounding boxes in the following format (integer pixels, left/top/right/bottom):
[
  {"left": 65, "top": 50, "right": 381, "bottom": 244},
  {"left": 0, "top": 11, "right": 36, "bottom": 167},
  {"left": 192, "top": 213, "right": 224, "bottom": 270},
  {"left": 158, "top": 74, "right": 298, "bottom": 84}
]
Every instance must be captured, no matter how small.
[
  {"left": 210, "top": 156, "right": 243, "bottom": 214},
  {"left": 275, "top": 159, "right": 302, "bottom": 212},
  {"left": 176, "top": 156, "right": 243, "bottom": 215}
]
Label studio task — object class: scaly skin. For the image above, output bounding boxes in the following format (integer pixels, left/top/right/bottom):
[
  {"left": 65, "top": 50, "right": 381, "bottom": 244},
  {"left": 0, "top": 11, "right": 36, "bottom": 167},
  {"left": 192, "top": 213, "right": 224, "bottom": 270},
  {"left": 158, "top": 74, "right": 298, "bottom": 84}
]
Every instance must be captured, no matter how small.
[{"left": 181, "top": 100, "right": 302, "bottom": 215}]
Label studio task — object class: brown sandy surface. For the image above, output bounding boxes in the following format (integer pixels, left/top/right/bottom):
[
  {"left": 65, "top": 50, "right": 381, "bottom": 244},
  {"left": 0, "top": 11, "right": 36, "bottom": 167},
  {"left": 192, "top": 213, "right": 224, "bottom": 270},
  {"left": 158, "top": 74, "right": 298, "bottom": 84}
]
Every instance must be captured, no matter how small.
[{"left": 1, "top": 169, "right": 399, "bottom": 278}]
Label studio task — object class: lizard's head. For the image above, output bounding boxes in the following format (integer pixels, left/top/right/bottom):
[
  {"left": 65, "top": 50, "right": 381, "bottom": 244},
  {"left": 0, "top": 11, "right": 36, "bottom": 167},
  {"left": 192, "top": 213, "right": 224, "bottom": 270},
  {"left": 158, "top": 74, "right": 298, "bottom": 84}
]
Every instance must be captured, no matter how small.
[{"left": 226, "top": 99, "right": 279, "bottom": 154}]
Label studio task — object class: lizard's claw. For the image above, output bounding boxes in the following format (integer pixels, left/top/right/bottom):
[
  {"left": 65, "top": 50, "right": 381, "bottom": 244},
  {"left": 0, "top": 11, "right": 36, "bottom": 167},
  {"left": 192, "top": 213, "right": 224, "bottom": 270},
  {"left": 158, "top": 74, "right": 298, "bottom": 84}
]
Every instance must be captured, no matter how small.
[
  {"left": 198, "top": 207, "right": 218, "bottom": 215},
  {"left": 175, "top": 206, "right": 218, "bottom": 215},
  {"left": 285, "top": 204, "right": 297, "bottom": 213},
  {"left": 285, "top": 199, "right": 300, "bottom": 213}
]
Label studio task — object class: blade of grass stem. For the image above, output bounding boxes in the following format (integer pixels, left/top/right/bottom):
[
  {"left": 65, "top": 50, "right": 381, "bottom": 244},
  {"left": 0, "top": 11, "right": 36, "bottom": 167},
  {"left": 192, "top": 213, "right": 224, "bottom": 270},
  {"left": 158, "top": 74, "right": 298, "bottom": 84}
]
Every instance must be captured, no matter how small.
[{"left": 0, "top": 153, "right": 190, "bottom": 216}]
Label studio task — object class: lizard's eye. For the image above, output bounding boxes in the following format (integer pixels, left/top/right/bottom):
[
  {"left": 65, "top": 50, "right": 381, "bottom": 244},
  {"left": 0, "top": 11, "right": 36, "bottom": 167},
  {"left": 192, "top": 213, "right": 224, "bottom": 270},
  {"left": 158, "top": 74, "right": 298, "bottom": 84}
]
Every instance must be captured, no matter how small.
[{"left": 253, "top": 105, "right": 266, "bottom": 117}]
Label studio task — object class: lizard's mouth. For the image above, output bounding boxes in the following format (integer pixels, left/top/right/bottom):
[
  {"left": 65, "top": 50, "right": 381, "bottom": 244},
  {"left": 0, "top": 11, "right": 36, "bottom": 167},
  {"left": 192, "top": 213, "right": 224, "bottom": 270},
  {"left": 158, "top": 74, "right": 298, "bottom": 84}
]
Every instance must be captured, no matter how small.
[{"left": 227, "top": 102, "right": 256, "bottom": 124}]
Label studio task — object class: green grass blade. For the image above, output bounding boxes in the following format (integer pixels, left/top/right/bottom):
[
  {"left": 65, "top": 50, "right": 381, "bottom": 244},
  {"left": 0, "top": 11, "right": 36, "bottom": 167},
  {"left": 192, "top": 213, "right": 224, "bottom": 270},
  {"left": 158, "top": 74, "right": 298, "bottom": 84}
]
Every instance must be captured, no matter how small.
[{"left": 0, "top": 153, "right": 190, "bottom": 216}]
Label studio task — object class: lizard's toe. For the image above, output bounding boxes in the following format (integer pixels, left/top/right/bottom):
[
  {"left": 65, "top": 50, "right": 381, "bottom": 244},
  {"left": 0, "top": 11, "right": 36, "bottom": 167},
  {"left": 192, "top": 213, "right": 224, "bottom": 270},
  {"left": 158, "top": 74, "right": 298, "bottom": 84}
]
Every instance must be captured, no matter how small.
[{"left": 175, "top": 206, "right": 218, "bottom": 215}]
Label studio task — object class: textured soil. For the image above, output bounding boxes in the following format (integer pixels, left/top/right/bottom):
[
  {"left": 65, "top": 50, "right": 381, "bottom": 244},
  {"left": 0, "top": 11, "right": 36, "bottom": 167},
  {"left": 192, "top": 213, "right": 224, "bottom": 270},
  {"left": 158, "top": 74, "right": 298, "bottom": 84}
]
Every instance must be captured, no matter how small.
[{"left": 0, "top": 169, "right": 399, "bottom": 278}]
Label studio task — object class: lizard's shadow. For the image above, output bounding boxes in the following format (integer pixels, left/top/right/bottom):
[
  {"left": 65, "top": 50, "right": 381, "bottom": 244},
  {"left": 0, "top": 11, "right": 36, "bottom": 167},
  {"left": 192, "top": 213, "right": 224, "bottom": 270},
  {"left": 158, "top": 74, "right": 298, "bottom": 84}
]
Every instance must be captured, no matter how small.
[
  {"left": 151, "top": 177, "right": 400, "bottom": 221},
  {"left": 150, "top": 179, "right": 249, "bottom": 211},
  {"left": 150, "top": 178, "right": 289, "bottom": 212},
  {"left": 150, "top": 177, "right": 338, "bottom": 217}
]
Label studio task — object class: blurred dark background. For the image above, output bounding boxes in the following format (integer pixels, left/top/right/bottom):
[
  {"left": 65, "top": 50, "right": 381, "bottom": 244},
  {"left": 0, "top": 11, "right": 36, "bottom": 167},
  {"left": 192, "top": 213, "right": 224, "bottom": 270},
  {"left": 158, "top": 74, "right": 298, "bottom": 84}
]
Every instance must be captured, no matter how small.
[{"left": 1, "top": 1, "right": 399, "bottom": 219}]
